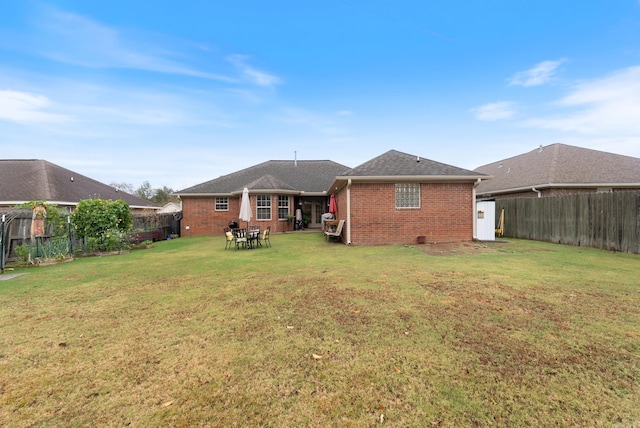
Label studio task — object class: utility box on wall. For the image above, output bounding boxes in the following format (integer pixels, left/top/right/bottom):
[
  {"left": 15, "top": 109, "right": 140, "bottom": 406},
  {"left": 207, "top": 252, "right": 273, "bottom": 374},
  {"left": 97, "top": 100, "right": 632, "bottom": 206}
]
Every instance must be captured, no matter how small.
[{"left": 476, "top": 200, "right": 495, "bottom": 241}]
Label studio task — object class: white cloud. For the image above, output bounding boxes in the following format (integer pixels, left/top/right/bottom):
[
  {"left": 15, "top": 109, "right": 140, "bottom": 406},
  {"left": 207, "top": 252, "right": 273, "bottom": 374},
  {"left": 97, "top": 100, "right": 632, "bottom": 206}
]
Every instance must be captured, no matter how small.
[
  {"left": 470, "top": 101, "right": 516, "bottom": 121},
  {"left": 0, "top": 90, "right": 70, "bottom": 123},
  {"left": 35, "top": 8, "right": 234, "bottom": 82},
  {"left": 227, "top": 55, "right": 281, "bottom": 87},
  {"left": 526, "top": 65, "right": 640, "bottom": 135},
  {"left": 509, "top": 59, "right": 565, "bottom": 87}
]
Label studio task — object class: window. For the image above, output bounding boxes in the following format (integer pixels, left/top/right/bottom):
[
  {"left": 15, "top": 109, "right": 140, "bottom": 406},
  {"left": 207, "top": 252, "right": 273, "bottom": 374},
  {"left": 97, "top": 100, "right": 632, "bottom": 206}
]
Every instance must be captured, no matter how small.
[
  {"left": 215, "top": 197, "right": 228, "bottom": 211},
  {"left": 395, "top": 183, "right": 420, "bottom": 208},
  {"left": 256, "top": 195, "right": 271, "bottom": 220},
  {"left": 278, "top": 196, "right": 290, "bottom": 220}
]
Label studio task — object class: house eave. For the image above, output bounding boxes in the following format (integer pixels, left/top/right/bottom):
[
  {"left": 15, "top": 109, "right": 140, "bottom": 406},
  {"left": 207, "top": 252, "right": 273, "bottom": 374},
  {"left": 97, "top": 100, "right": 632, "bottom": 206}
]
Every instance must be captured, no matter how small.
[
  {"left": 0, "top": 200, "right": 159, "bottom": 210},
  {"left": 333, "top": 174, "right": 490, "bottom": 183},
  {"left": 173, "top": 193, "right": 224, "bottom": 198},
  {"left": 176, "top": 189, "right": 305, "bottom": 197},
  {"left": 231, "top": 189, "right": 300, "bottom": 196},
  {"left": 477, "top": 182, "right": 640, "bottom": 197}
]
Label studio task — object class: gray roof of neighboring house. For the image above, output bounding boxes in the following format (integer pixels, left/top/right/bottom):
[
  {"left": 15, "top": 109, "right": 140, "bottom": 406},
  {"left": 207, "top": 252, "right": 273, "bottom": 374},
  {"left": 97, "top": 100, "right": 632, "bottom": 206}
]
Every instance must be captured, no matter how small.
[
  {"left": 341, "top": 150, "right": 486, "bottom": 179},
  {"left": 474, "top": 143, "right": 640, "bottom": 196},
  {"left": 0, "top": 159, "right": 159, "bottom": 209},
  {"left": 176, "top": 160, "right": 351, "bottom": 196}
]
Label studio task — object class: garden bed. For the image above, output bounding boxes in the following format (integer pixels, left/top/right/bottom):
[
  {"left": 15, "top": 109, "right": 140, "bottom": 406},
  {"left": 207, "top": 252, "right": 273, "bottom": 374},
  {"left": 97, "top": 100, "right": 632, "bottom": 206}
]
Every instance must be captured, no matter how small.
[{"left": 129, "top": 230, "right": 164, "bottom": 244}]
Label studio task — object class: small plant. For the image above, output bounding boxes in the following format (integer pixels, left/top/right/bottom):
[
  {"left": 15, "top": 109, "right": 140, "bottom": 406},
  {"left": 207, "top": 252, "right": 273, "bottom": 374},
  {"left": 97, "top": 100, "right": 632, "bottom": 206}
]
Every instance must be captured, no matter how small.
[
  {"left": 14, "top": 245, "right": 31, "bottom": 263},
  {"left": 101, "top": 230, "right": 124, "bottom": 252},
  {"left": 140, "top": 240, "right": 153, "bottom": 248}
]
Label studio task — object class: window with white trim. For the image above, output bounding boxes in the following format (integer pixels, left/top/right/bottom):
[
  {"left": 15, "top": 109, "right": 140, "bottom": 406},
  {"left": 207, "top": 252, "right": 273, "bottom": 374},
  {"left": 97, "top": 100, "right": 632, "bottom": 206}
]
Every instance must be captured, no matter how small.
[
  {"left": 278, "top": 196, "right": 290, "bottom": 220},
  {"left": 395, "top": 183, "right": 420, "bottom": 208},
  {"left": 256, "top": 194, "right": 271, "bottom": 220},
  {"left": 215, "top": 197, "right": 229, "bottom": 211}
]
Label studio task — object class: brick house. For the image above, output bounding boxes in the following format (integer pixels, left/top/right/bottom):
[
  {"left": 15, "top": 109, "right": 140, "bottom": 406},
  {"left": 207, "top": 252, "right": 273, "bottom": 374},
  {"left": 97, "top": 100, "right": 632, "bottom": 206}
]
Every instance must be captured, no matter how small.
[
  {"left": 329, "top": 150, "right": 488, "bottom": 245},
  {"left": 177, "top": 150, "right": 489, "bottom": 245},
  {"left": 175, "top": 159, "right": 350, "bottom": 236},
  {"left": 474, "top": 143, "right": 640, "bottom": 199}
]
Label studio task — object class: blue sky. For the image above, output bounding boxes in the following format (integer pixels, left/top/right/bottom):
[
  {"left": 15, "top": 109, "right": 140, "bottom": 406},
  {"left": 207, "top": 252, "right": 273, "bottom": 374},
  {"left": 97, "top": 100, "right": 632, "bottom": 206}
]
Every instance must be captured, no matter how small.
[{"left": 2, "top": 1, "right": 640, "bottom": 191}]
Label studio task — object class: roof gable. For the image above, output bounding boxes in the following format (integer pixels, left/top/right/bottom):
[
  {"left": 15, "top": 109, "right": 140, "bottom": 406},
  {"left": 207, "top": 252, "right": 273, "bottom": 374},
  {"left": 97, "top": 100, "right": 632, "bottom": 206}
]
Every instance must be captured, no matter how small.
[
  {"left": 177, "top": 159, "right": 351, "bottom": 195},
  {"left": 0, "top": 159, "right": 158, "bottom": 208},
  {"left": 344, "top": 150, "right": 485, "bottom": 178},
  {"left": 474, "top": 144, "right": 640, "bottom": 195},
  {"left": 244, "top": 174, "right": 296, "bottom": 192}
]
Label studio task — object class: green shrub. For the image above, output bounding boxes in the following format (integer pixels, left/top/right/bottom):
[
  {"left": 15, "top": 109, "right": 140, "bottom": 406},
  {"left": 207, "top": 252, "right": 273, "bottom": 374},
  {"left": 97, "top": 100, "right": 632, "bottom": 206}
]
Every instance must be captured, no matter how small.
[
  {"left": 14, "top": 245, "right": 31, "bottom": 263},
  {"left": 72, "top": 199, "right": 133, "bottom": 252}
]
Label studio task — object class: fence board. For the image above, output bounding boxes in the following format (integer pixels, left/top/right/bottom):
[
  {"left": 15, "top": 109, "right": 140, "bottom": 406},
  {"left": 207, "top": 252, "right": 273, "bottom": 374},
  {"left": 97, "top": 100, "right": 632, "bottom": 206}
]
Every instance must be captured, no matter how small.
[{"left": 496, "top": 191, "right": 640, "bottom": 254}]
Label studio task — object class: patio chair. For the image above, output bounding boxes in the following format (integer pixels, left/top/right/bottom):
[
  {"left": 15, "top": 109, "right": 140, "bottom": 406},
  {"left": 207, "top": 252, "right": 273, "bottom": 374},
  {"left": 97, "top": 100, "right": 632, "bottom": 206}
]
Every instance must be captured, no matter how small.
[
  {"left": 224, "top": 228, "right": 235, "bottom": 250},
  {"left": 259, "top": 226, "right": 271, "bottom": 248},
  {"left": 233, "top": 228, "right": 248, "bottom": 250},
  {"left": 248, "top": 225, "right": 260, "bottom": 249},
  {"left": 324, "top": 219, "right": 345, "bottom": 242}
]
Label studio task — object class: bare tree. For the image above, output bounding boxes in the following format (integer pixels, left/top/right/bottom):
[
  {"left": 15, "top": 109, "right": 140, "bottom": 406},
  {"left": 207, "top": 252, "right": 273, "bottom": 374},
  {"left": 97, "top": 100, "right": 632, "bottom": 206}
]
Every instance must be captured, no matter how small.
[{"left": 110, "top": 182, "right": 135, "bottom": 194}]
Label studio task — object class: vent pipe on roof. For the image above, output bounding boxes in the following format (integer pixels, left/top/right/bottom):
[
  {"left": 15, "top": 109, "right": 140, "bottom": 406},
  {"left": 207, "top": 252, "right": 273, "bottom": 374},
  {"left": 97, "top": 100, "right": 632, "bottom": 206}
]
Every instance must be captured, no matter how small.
[{"left": 294, "top": 151, "right": 297, "bottom": 166}]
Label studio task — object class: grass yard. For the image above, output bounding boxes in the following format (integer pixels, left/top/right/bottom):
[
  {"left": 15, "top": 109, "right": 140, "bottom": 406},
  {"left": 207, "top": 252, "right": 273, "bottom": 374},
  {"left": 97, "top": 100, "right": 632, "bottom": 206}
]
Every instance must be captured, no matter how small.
[{"left": 1, "top": 233, "right": 639, "bottom": 427}]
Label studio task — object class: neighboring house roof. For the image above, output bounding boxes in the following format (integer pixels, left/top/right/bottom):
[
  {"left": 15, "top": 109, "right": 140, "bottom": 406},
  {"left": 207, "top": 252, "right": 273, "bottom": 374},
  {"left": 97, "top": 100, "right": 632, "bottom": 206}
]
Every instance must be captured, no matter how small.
[
  {"left": 330, "top": 150, "right": 488, "bottom": 190},
  {"left": 157, "top": 201, "right": 182, "bottom": 214},
  {"left": 175, "top": 160, "right": 351, "bottom": 196},
  {"left": 474, "top": 143, "right": 640, "bottom": 196},
  {"left": 0, "top": 159, "right": 159, "bottom": 209}
]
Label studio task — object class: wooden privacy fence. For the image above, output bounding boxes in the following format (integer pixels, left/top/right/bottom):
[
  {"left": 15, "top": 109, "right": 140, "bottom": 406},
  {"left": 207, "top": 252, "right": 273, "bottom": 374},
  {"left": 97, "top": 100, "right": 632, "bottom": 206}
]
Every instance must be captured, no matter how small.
[{"left": 495, "top": 191, "right": 640, "bottom": 254}]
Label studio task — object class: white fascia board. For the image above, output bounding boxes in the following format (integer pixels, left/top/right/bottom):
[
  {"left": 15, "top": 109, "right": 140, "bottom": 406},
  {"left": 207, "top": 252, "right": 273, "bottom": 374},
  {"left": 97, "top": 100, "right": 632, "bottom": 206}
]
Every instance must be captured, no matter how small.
[
  {"left": 478, "top": 182, "right": 640, "bottom": 197},
  {"left": 333, "top": 175, "right": 490, "bottom": 183}
]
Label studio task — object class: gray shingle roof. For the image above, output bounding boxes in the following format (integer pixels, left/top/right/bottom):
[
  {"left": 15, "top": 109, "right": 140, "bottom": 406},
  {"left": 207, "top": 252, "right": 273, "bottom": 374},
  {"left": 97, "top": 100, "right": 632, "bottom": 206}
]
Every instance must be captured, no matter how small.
[
  {"left": 474, "top": 143, "right": 640, "bottom": 195},
  {"left": 176, "top": 160, "right": 351, "bottom": 195},
  {"left": 0, "top": 159, "right": 159, "bottom": 208},
  {"left": 343, "top": 150, "right": 486, "bottom": 178}
]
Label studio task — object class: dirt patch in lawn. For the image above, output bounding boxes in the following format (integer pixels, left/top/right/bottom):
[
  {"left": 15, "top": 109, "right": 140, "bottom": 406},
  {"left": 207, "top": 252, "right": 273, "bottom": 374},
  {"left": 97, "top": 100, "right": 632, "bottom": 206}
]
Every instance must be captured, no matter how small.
[{"left": 418, "top": 241, "right": 501, "bottom": 256}]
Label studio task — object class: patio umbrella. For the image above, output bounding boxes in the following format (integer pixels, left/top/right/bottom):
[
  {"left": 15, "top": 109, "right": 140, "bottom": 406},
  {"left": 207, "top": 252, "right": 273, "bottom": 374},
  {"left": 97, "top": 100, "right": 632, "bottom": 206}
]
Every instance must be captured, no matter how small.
[
  {"left": 239, "top": 187, "right": 252, "bottom": 229},
  {"left": 329, "top": 193, "right": 337, "bottom": 215}
]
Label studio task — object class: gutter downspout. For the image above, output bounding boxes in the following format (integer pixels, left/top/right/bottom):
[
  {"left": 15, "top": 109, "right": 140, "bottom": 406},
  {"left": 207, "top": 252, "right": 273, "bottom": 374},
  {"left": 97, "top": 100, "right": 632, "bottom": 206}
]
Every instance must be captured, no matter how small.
[
  {"left": 472, "top": 178, "right": 481, "bottom": 240},
  {"left": 346, "top": 179, "right": 352, "bottom": 245},
  {"left": 532, "top": 187, "right": 541, "bottom": 198}
]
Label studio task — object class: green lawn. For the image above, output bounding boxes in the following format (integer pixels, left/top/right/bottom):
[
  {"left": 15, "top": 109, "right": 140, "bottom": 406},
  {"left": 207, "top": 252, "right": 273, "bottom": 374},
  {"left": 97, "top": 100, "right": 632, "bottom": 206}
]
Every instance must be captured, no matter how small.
[{"left": 1, "top": 233, "right": 639, "bottom": 427}]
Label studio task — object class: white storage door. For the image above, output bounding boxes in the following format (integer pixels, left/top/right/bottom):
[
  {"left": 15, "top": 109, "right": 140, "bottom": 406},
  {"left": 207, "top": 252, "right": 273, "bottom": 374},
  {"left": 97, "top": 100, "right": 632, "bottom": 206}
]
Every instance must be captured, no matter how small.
[{"left": 476, "top": 201, "right": 495, "bottom": 241}]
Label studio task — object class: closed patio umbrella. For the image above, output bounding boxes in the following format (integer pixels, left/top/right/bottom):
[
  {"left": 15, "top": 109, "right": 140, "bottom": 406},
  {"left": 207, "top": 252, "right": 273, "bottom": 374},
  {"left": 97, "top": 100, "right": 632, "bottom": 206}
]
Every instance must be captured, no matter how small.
[
  {"left": 239, "top": 187, "right": 252, "bottom": 228},
  {"left": 329, "top": 193, "right": 337, "bottom": 215}
]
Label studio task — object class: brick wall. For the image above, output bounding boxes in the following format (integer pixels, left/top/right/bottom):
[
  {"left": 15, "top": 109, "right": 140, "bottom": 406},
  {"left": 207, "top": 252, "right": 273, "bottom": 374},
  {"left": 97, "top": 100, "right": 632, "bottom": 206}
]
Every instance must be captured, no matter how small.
[
  {"left": 181, "top": 195, "right": 293, "bottom": 237},
  {"left": 338, "top": 182, "right": 474, "bottom": 245}
]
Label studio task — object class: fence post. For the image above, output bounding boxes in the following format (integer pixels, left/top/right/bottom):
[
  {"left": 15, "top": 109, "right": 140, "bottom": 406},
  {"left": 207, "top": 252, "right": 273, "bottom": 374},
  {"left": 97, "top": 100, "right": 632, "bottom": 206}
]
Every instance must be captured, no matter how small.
[
  {"left": 1, "top": 214, "right": 5, "bottom": 272},
  {"left": 67, "top": 215, "right": 74, "bottom": 255}
]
